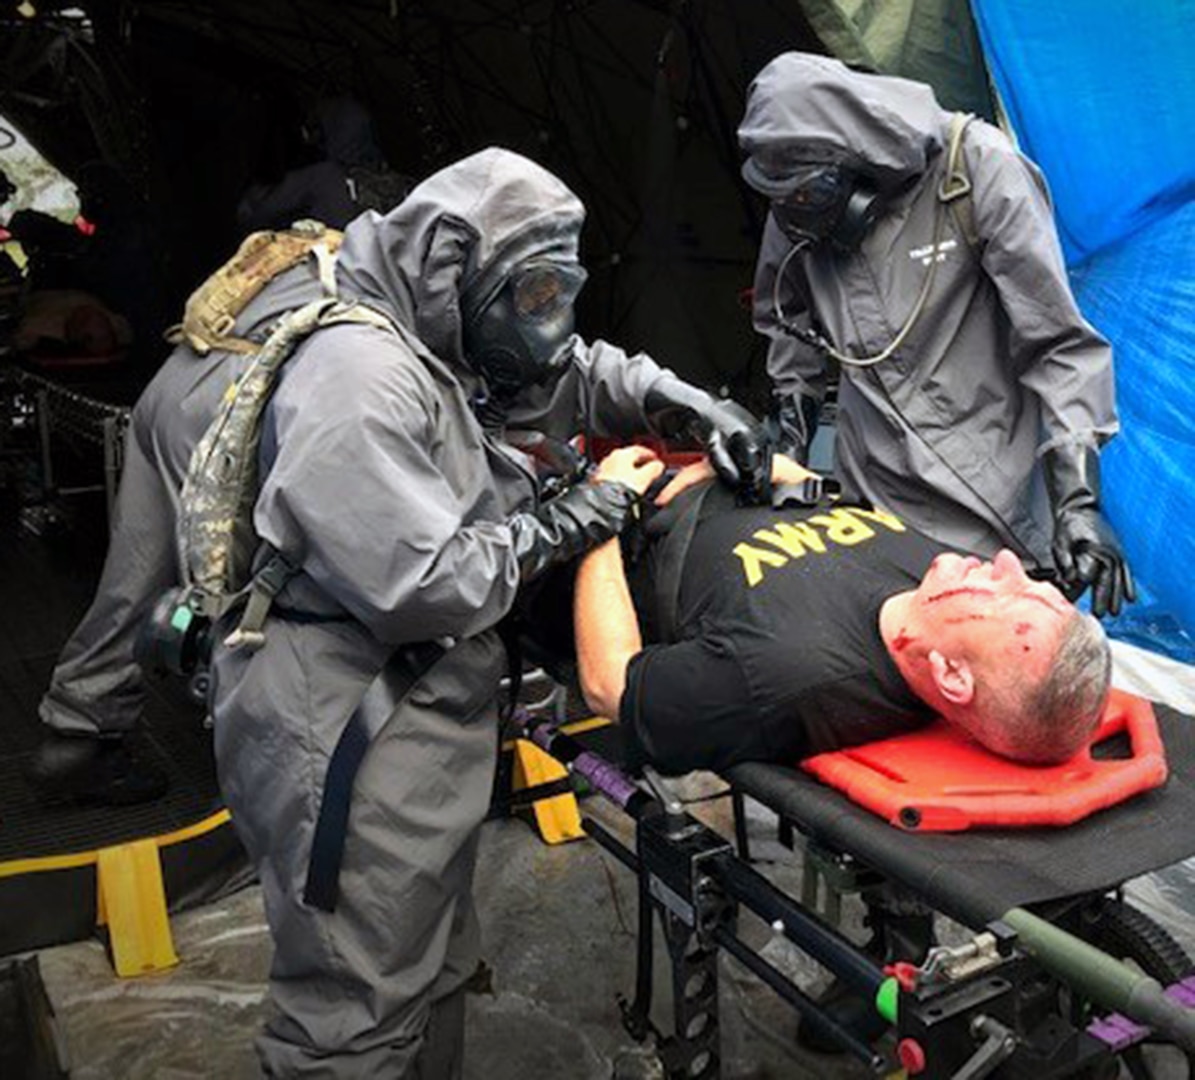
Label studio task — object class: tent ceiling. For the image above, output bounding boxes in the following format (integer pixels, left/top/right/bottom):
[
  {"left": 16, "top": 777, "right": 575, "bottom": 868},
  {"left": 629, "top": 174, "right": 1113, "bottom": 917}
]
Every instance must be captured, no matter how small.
[{"left": 0, "top": 0, "right": 991, "bottom": 393}]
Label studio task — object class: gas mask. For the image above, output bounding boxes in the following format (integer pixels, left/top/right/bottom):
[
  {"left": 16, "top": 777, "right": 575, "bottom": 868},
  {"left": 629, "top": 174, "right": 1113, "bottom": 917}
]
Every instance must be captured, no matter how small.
[
  {"left": 462, "top": 259, "right": 588, "bottom": 403},
  {"left": 769, "top": 163, "right": 882, "bottom": 251}
]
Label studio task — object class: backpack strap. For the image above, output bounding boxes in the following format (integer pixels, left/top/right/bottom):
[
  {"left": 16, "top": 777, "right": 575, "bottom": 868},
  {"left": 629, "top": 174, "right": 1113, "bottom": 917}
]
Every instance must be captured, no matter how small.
[
  {"left": 311, "top": 236, "right": 339, "bottom": 297},
  {"left": 939, "top": 112, "right": 980, "bottom": 254},
  {"left": 220, "top": 546, "right": 299, "bottom": 650},
  {"left": 220, "top": 300, "right": 398, "bottom": 650},
  {"left": 180, "top": 298, "right": 399, "bottom": 649},
  {"left": 303, "top": 639, "right": 447, "bottom": 912},
  {"left": 654, "top": 482, "right": 715, "bottom": 644}
]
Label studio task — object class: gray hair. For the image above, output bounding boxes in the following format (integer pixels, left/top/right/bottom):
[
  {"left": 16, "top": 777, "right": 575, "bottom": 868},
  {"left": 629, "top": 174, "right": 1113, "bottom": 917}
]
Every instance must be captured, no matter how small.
[{"left": 999, "top": 611, "right": 1112, "bottom": 764}]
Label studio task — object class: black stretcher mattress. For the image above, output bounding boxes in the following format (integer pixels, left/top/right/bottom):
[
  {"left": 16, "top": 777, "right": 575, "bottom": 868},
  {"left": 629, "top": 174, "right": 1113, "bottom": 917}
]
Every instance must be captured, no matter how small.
[{"left": 725, "top": 704, "right": 1195, "bottom": 928}]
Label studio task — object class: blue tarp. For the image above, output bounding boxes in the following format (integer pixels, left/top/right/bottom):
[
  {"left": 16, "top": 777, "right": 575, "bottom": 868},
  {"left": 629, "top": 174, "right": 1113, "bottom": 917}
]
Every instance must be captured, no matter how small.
[{"left": 972, "top": 0, "right": 1195, "bottom": 661}]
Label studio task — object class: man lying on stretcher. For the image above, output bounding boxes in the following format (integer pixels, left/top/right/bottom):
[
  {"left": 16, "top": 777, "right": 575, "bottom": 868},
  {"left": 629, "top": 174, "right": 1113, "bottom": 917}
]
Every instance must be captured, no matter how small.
[{"left": 575, "top": 449, "right": 1111, "bottom": 774}]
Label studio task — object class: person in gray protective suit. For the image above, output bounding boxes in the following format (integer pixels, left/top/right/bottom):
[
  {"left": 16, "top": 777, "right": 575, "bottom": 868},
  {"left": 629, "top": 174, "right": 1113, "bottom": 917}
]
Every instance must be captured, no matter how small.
[
  {"left": 24, "top": 260, "right": 328, "bottom": 805},
  {"left": 739, "top": 52, "right": 1134, "bottom": 619},
  {"left": 204, "top": 147, "right": 770, "bottom": 1076},
  {"left": 25, "top": 148, "right": 767, "bottom": 819}
]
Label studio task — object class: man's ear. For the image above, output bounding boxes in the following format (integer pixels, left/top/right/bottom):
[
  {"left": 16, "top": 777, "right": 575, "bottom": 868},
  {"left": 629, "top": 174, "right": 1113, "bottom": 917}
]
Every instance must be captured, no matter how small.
[{"left": 927, "top": 649, "right": 975, "bottom": 706}]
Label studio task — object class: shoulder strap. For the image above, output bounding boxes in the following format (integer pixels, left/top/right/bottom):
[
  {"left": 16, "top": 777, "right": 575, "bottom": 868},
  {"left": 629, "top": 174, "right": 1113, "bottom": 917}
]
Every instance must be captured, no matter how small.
[
  {"left": 179, "top": 298, "right": 396, "bottom": 635},
  {"left": 654, "top": 483, "right": 716, "bottom": 644},
  {"left": 939, "top": 112, "right": 980, "bottom": 254}
]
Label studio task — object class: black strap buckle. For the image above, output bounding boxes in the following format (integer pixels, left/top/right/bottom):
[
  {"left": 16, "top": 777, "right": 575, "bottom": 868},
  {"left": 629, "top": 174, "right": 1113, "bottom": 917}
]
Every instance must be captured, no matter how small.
[{"left": 771, "top": 475, "right": 825, "bottom": 508}]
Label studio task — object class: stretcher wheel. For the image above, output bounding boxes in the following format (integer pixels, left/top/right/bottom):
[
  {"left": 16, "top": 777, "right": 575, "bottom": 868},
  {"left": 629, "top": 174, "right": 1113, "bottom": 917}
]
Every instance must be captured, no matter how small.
[
  {"left": 1070, "top": 898, "right": 1195, "bottom": 1079},
  {"left": 1086, "top": 899, "right": 1194, "bottom": 989}
]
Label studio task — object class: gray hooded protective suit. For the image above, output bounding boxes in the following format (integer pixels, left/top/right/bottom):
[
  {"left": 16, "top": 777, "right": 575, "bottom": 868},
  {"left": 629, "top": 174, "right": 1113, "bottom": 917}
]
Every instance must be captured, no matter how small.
[
  {"left": 741, "top": 53, "right": 1118, "bottom": 565},
  {"left": 209, "top": 148, "right": 674, "bottom": 1077}
]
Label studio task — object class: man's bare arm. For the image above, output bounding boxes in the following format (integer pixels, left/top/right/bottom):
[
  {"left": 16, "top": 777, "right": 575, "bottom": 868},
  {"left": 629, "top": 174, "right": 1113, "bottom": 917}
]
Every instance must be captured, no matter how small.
[{"left": 574, "top": 538, "right": 642, "bottom": 719}]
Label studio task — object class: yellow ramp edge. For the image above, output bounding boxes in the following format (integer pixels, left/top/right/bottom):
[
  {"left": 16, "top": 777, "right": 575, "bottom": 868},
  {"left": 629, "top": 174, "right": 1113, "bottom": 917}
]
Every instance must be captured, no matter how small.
[
  {"left": 0, "top": 808, "right": 231, "bottom": 978},
  {"left": 96, "top": 838, "right": 179, "bottom": 977},
  {"left": 507, "top": 715, "right": 614, "bottom": 845},
  {"left": 0, "top": 808, "right": 232, "bottom": 879},
  {"left": 512, "top": 739, "right": 585, "bottom": 845}
]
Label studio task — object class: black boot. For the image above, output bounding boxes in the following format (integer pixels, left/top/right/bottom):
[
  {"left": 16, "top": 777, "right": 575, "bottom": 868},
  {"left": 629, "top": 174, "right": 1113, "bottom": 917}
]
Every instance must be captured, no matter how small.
[
  {"left": 796, "top": 898, "right": 936, "bottom": 1055},
  {"left": 24, "top": 730, "right": 169, "bottom": 807}
]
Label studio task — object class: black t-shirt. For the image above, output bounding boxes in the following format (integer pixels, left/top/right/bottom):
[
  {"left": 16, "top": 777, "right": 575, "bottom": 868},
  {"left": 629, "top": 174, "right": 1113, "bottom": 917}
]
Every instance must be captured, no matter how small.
[{"left": 621, "top": 485, "right": 943, "bottom": 774}]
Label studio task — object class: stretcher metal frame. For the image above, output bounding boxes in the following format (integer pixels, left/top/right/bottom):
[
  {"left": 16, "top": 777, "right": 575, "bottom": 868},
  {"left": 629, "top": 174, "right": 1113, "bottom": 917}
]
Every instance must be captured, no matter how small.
[{"left": 514, "top": 712, "right": 1195, "bottom": 1080}]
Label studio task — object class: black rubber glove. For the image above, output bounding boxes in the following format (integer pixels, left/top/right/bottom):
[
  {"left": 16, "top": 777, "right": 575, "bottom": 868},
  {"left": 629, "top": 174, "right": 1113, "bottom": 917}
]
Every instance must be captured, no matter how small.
[
  {"left": 644, "top": 377, "right": 772, "bottom": 504},
  {"left": 508, "top": 478, "right": 639, "bottom": 583},
  {"left": 767, "top": 390, "right": 821, "bottom": 464},
  {"left": 1044, "top": 444, "right": 1135, "bottom": 618}
]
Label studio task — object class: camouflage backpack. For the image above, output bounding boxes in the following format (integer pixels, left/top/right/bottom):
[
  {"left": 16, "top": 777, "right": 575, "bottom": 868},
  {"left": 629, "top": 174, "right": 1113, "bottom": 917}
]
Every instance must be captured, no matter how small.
[{"left": 165, "top": 219, "right": 344, "bottom": 355}]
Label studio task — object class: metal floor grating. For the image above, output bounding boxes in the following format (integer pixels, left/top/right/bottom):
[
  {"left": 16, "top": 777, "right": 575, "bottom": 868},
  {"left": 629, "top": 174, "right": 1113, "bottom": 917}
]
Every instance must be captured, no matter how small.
[{"left": 0, "top": 500, "right": 221, "bottom": 863}]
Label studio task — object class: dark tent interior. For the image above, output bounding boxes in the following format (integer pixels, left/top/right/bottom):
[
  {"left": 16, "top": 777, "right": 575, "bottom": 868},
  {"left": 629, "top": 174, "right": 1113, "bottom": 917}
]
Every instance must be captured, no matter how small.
[{"left": 1, "top": 0, "right": 993, "bottom": 405}]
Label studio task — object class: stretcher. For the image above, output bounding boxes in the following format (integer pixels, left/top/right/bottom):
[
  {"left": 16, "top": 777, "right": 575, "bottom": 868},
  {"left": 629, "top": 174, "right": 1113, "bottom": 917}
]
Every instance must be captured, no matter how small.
[{"left": 511, "top": 692, "right": 1195, "bottom": 1079}]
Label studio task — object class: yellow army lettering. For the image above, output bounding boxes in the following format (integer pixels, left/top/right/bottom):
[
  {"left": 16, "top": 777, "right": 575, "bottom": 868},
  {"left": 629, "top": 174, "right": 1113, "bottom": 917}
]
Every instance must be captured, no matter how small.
[
  {"left": 750, "top": 521, "right": 827, "bottom": 558},
  {"left": 733, "top": 506, "right": 907, "bottom": 587}
]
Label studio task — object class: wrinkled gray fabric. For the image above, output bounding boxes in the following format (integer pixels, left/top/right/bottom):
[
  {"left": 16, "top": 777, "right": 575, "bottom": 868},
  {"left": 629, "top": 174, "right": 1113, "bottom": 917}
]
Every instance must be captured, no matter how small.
[
  {"left": 742, "top": 53, "right": 1118, "bottom": 566},
  {"left": 39, "top": 261, "right": 324, "bottom": 735},
  {"left": 505, "top": 337, "right": 665, "bottom": 441},
  {"left": 210, "top": 148, "right": 675, "bottom": 1077},
  {"left": 217, "top": 629, "right": 498, "bottom": 1079}
]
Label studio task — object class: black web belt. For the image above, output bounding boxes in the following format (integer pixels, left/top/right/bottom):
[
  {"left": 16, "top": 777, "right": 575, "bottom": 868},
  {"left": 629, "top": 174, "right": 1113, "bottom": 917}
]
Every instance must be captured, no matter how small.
[{"left": 303, "top": 640, "right": 446, "bottom": 912}]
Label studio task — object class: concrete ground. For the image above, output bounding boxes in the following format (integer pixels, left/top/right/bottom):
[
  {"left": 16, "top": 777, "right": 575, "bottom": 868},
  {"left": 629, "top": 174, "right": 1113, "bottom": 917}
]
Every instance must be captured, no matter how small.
[{"left": 32, "top": 782, "right": 877, "bottom": 1080}]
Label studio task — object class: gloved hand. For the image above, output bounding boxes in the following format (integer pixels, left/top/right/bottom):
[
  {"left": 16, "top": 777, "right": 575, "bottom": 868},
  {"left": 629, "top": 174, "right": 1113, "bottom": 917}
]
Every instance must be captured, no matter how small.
[
  {"left": 1044, "top": 444, "right": 1135, "bottom": 618},
  {"left": 768, "top": 390, "right": 821, "bottom": 465},
  {"left": 644, "top": 377, "right": 772, "bottom": 504},
  {"left": 508, "top": 478, "right": 639, "bottom": 583}
]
